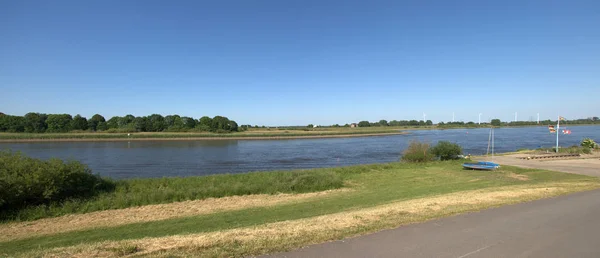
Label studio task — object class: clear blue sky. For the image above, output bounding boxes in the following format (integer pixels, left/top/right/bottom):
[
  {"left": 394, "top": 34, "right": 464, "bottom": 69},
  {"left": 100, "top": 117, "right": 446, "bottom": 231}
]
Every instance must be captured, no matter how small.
[{"left": 1, "top": 0, "right": 599, "bottom": 125}]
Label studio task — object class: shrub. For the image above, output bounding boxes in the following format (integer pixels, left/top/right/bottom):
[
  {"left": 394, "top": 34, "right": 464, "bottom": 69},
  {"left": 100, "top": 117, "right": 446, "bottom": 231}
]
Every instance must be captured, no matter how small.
[
  {"left": 581, "top": 138, "right": 598, "bottom": 149},
  {"left": 430, "top": 141, "right": 463, "bottom": 160},
  {"left": 0, "top": 151, "right": 115, "bottom": 214},
  {"left": 401, "top": 141, "right": 434, "bottom": 163}
]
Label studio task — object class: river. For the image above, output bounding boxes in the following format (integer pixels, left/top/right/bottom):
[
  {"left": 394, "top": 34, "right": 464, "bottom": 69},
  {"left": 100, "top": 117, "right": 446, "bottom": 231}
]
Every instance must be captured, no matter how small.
[{"left": 1, "top": 125, "right": 598, "bottom": 179}]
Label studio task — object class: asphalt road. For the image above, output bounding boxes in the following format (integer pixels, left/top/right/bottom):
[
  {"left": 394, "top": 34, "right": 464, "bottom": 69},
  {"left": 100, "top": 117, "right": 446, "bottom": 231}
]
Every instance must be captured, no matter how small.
[{"left": 267, "top": 189, "right": 600, "bottom": 258}]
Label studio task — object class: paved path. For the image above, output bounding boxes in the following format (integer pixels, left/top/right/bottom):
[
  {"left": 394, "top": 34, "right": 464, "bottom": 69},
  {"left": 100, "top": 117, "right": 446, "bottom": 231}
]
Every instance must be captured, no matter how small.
[
  {"left": 267, "top": 189, "right": 600, "bottom": 258},
  {"left": 491, "top": 155, "right": 600, "bottom": 177}
]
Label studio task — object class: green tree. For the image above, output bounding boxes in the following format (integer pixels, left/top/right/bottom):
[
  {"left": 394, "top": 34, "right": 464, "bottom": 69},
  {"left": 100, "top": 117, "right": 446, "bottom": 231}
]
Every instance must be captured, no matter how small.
[
  {"left": 106, "top": 116, "right": 121, "bottom": 129},
  {"left": 88, "top": 114, "right": 106, "bottom": 131},
  {"left": 379, "top": 120, "right": 388, "bottom": 126},
  {"left": 426, "top": 120, "right": 433, "bottom": 126},
  {"left": 211, "top": 116, "right": 230, "bottom": 131},
  {"left": 199, "top": 116, "right": 212, "bottom": 127},
  {"left": 0, "top": 115, "right": 25, "bottom": 132},
  {"left": 133, "top": 117, "right": 148, "bottom": 132},
  {"left": 71, "top": 115, "right": 89, "bottom": 131},
  {"left": 491, "top": 119, "right": 501, "bottom": 127},
  {"left": 147, "top": 114, "right": 166, "bottom": 132},
  {"left": 228, "top": 120, "right": 239, "bottom": 132},
  {"left": 307, "top": 124, "right": 314, "bottom": 128},
  {"left": 181, "top": 117, "right": 196, "bottom": 129},
  {"left": 24, "top": 113, "right": 48, "bottom": 133},
  {"left": 46, "top": 114, "right": 73, "bottom": 132},
  {"left": 358, "top": 121, "right": 370, "bottom": 127}
]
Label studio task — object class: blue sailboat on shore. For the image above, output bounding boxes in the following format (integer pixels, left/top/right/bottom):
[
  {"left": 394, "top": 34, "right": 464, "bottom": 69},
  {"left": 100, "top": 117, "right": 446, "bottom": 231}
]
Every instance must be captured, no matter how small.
[{"left": 463, "top": 127, "right": 500, "bottom": 171}]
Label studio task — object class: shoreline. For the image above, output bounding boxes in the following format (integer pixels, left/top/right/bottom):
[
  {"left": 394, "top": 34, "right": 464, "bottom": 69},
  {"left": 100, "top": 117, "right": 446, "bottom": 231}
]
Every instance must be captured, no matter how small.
[{"left": 0, "top": 132, "right": 407, "bottom": 143}]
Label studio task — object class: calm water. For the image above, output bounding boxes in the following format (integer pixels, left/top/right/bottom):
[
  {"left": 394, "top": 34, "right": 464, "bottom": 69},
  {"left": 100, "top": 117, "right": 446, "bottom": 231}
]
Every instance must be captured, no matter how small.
[{"left": 1, "top": 126, "right": 599, "bottom": 179}]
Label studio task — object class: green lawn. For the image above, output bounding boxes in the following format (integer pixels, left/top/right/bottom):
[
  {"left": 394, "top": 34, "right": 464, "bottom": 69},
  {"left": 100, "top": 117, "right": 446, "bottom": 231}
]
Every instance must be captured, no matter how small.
[{"left": 2, "top": 160, "right": 598, "bottom": 257}]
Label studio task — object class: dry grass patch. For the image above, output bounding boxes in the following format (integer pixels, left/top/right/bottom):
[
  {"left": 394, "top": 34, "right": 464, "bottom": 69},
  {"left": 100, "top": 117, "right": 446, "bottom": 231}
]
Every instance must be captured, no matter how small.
[
  {"left": 0, "top": 189, "right": 348, "bottom": 242},
  {"left": 26, "top": 182, "right": 598, "bottom": 258},
  {"left": 507, "top": 173, "right": 530, "bottom": 181}
]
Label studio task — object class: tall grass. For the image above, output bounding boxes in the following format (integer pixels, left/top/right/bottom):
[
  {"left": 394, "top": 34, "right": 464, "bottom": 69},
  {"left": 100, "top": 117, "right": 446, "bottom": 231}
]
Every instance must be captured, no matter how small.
[
  {"left": 401, "top": 141, "right": 434, "bottom": 162},
  {"left": 1, "top": 168, "right": 343, "bottom": 222}
]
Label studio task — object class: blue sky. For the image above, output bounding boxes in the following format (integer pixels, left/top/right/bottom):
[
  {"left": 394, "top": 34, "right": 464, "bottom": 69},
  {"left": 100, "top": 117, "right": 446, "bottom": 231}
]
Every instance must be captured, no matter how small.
[{"left": 1, "top": 0, "right": 599, "bottom": 125}]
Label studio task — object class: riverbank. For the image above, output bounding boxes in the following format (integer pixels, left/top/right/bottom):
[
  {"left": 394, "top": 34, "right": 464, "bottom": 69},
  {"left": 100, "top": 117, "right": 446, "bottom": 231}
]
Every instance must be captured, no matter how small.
[
  {"left": 1, "top": 160, "right": 598, "bottom": 257},
  {"left": 0, "top": 130, "right": 407, "bottom": 142}
]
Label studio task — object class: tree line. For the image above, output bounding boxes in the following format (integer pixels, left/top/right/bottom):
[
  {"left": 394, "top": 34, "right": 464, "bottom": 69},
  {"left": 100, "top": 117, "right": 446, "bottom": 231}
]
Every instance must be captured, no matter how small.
[
  {"left": 439, "top": 117, "right": 600, "bottom": 128},
  {"left": 0, "top": 112, "right": 241, "bottom": 133}
]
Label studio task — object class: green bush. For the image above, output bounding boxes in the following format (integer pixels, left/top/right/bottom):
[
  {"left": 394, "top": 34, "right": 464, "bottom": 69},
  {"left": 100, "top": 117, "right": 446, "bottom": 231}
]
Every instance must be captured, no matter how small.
[
  {"left": 430, "top": 141, "right": 463, "bottom": 160},
  {"left": 581, "top": 138, "right": 598, "bottom": 149},
  {"left": 401, "top": 141, "right": 434, "bottom": 163},
  {"left": 0, "top": 151, "right": 115, "bottom": 215}
]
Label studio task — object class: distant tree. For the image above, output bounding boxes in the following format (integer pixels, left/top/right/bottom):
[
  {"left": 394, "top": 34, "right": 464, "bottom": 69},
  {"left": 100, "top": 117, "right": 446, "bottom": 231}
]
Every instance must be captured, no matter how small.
[
  {"left": 46, "top": 114, "right": 73, "bottom": 132},
  {"left": 593, "top": 117, "right": 599, "bottom": 121},
  {"left": 343, "top": 123, "right": 350, "bottom": 127},
  {"left": 199, "top": 116, "right": 212, "bottom": 128},
  {"left": 211, "top": 116, "right": 231, "bottom": 131},
  {"left": 491, "top": 119, "right": 502, "bottom": 127},
  {"left": 71, "top": 114, "right": 88, "bottom": 130},
  {"left": 228, "top": 120, "right": 239, "bottom": 132},
  {"left": 408, "top": 120, "right": 419, "bottom": 126},
  {"left": 358, "top": 121, "right": 371, "bottom": 127},
  {"left": 106, "top": 116, "right": 121, "bottom": 129},
  {"left": 133, "top": 116, "right": 148, "bottom": 132},
  {"left": 0, "top": 115, "right": 25, "bottom": 132},
  {"left": 147, "top": 114, "right": 166, "bottom": 132},
  {"left": 307, "top": 124, "right": 314, "bottom": 128},
  {"left": 426, "top": 120, "right": 433, "bottom": 126},
  {"left": 181, "top": 117, "right": 196, "bottom": 129},
  {"left": 379, "top": 120, "right": 388, "bottom": 126},
  {"left": 24, "top": 112, "right": 48, "bottom": 133},
  {"left": 122, "top": 115, "right": 135, "bottom": 126},
  {"left": 88, "top": 114, "right": 106, "bottom": 131}
]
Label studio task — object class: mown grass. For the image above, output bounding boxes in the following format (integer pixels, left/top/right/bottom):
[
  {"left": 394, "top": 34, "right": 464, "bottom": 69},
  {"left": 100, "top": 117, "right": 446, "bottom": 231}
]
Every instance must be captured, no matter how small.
[
  {"left": 2, "top": 160, "right": 598, "bottom": 256},
  {"left": 0, "top": 170, "right": 343, "bottom": 222}
]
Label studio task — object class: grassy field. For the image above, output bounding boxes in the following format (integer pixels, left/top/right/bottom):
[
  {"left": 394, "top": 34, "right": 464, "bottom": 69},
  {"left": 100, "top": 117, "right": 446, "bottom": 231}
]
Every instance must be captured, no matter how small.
[
  {"left": 0, "top": 127, "right": 411, "bottom": 141},
  {"left": 1, "top": 169, "right": 343, "bottom": 222},
  {"left": 1, "top": 161, "right": 599, "bottom": 257}
]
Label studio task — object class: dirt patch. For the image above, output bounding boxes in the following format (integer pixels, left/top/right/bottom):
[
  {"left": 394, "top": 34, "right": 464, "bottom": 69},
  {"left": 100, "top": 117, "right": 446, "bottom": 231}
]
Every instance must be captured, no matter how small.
[
  {"left": 0, "top": 189, "right": 348, "bottom": 242},
  {"left": 26, "top": 182, "right": 599, "bottom": 258},
  {"left": 507, "top": 173, "right": 529, "bottom": 181}
]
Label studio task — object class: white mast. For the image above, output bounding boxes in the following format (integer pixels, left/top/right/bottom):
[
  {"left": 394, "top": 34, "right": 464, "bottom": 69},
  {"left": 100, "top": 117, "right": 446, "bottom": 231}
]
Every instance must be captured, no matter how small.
[
  {"left": 514, "top": 112, "right": 518, "bottom": 122},
  {"left": 537, "top": 113, "right": 540, "bottom": 124},
  {"left": 478, "top": 113, "right": 482, "bottom": 125}
]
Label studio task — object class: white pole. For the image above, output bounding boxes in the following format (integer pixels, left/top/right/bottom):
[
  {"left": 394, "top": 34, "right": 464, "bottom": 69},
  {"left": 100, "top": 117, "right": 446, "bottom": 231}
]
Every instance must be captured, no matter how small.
[
  {"left": 556, "top": 116, "right": 560, "bottom": 152},
  {"left": 537, "top": 113, "right": 540, "bottom": 124},
  {"left": 478, "top": 113, "right": 482, "bottom": 125}
]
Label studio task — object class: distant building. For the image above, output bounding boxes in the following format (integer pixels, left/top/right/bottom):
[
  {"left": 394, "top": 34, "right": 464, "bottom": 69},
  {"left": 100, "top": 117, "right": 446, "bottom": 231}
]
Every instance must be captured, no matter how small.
[{"left": 350, "top": 123, "right": 358, "bottom": 128}]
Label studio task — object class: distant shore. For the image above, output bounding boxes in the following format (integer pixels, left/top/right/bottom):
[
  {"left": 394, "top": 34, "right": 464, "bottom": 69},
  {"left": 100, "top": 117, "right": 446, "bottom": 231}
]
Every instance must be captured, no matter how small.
[{"left": 0, "top": 131, "right": 408, "bottom": 143}]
